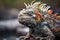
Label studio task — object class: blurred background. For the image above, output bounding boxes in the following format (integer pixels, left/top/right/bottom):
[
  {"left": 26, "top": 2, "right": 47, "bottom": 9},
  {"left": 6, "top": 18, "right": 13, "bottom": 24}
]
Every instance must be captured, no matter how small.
[{"left": 0, "top": 0, "right": 60, "bottom": 40}]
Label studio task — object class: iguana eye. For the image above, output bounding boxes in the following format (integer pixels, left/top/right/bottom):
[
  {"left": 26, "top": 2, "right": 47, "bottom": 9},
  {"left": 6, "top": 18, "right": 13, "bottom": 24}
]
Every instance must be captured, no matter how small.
[{"left": 27, "top": 11, "right": 34, "bottom": 16}]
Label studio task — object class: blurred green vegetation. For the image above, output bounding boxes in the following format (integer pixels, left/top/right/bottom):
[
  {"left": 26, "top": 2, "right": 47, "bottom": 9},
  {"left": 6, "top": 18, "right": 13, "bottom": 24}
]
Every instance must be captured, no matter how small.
[
  {"left": 0, "top": 0, "right": 33, "bottom": 8},
  {"left": 0, "top": 0, "right": 60, "bottom": 9}
]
